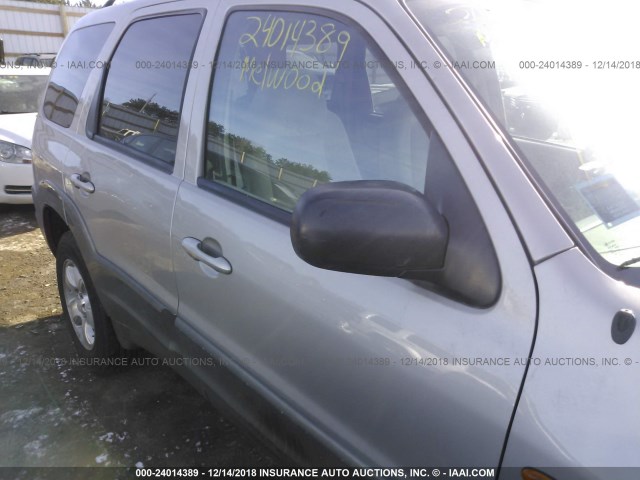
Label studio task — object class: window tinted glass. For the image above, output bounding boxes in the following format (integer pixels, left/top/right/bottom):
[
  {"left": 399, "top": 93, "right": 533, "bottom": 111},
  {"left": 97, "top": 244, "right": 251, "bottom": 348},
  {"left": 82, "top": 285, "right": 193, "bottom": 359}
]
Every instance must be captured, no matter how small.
[
  {"left": 98, "top": 14, "right": 202, "bottom": 165},
  {"left": 205, "top": 11, "right": 432, "bottom": 211},
  {"left": 43, "top": 23, "right": 114, "bottom": 128}
]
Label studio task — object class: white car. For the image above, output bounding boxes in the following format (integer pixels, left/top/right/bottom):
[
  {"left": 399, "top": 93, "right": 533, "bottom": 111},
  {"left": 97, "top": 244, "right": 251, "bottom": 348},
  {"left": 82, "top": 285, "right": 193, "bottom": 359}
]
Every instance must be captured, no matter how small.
[{"left": 0, "top": 66, "right": 50, "bottom": 204}]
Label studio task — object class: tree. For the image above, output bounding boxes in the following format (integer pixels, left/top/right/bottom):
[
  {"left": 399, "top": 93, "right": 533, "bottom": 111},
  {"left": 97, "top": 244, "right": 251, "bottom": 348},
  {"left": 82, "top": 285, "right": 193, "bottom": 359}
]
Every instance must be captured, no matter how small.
[{"left": 122, "top": 98, "right": 180, "bottom": 124}]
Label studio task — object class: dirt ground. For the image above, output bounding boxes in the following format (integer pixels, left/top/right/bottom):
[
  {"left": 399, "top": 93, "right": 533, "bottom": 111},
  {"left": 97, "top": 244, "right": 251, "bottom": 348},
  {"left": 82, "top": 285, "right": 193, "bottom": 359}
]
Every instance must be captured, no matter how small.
[
  {"left": 0, "top": 205, "right": 280, "bottom": 475},
  {"left": 0, "top": 205, "right": 60, "bottom": 327}
]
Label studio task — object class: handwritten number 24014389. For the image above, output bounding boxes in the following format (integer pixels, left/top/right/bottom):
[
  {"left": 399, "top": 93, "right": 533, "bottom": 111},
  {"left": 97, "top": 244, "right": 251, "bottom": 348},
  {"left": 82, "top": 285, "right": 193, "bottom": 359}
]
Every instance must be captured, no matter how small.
[{"left": 239, "top": 15, "right": 352, "bottom": 65}]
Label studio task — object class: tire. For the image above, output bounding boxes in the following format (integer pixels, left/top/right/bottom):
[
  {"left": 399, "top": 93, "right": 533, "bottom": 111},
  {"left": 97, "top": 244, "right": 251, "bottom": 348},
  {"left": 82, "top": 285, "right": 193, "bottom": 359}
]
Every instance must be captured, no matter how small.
[{"left": 56, "top": 232, "right": 120, "bottom": 360}]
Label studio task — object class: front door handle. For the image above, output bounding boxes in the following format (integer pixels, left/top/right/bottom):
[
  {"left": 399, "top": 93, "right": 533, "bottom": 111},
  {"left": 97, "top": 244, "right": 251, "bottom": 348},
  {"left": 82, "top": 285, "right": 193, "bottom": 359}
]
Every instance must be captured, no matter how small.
[
  {"left": 181, "top": 237, "right": 232, "bottom": 275},
  {"left": 69, "top": 173, "right": 95, "bottom": 194}
]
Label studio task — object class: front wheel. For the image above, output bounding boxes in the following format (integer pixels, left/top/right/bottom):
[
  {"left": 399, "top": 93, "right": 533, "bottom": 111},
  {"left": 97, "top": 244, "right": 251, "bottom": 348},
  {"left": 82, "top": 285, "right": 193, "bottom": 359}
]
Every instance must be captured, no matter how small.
[{"left": 56, "top": 232, "right": 120, "bottom": 359}]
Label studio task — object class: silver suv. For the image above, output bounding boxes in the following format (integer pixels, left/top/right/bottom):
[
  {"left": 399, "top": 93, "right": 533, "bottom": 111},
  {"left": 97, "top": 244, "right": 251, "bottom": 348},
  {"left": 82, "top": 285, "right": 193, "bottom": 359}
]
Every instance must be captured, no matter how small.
[{"left": 32, "top": 0, "right": 640, "bottom": 476}]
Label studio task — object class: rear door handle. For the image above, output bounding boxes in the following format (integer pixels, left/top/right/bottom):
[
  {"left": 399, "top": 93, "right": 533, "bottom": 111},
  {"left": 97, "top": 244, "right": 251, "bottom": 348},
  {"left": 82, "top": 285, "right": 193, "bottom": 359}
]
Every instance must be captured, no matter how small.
[
  {"left": 181, "top": 237, "right": 232, "bottom": 275},
  {"left": 69, "top": 173, "right": 95, "bottom": 194}
]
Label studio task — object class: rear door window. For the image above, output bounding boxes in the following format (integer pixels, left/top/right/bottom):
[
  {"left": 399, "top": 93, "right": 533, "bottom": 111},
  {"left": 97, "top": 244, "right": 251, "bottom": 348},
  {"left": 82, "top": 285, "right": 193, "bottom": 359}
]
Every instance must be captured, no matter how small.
[{"left": 97, "top": 14, "right": 203, "bottom": 166}]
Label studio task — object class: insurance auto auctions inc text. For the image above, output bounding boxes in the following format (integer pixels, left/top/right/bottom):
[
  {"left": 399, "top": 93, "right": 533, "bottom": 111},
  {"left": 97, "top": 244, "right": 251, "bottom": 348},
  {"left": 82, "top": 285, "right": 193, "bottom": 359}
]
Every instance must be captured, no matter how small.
[{"left": 201, "top": 468, "right": 496, "bottom": 478}]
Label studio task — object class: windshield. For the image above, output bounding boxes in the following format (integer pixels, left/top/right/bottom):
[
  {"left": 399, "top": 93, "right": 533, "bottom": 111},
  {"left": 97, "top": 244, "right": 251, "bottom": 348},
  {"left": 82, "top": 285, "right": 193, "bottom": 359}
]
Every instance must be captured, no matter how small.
[
  {"left": 0, "top": 75, "right": 48, "bottom": 114},
  {"left": 407, "top": 0, "right": 640, "bottom": 271}
]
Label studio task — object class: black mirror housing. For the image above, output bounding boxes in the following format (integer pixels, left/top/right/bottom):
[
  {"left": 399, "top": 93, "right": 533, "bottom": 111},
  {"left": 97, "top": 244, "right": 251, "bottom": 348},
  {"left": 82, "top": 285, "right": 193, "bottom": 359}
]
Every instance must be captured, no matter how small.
[{"left": 290, "top": 181, "right": 449, "bottom": 277}]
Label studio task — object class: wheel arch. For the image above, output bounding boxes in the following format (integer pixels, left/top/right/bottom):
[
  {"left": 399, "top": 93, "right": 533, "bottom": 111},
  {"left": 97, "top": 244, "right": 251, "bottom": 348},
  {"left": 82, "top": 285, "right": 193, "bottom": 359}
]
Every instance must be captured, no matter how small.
[{"left": 42, "top": 205, "right": 70, "bottom": 256}]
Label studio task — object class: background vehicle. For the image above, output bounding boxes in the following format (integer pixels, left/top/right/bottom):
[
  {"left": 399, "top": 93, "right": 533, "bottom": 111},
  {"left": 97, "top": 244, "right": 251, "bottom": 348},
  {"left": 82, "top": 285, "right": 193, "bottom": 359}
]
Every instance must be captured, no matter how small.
[
  {"left": 15, "top": 53, "right": 56, "bottom": 68},
  {"left": 31, "top": 0, "right": 639, "bottom": 477},
  {"left": 0, "top": 66, "right": 50, "bottom": 204}
]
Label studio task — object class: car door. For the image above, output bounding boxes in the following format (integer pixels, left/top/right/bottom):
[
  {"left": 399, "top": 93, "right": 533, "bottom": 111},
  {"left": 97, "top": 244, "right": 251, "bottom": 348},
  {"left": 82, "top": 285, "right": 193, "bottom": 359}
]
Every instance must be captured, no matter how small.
[
  {"left": 67, "top": 7, "right": 206, "bottom": 341},
  {"left": 171, "top": 0, "right": 537, "bottom": 467}
]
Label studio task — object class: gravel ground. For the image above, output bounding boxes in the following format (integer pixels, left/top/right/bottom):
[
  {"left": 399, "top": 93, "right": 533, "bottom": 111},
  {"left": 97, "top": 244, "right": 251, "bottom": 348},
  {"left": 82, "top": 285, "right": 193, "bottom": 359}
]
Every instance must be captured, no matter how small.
[{"left": 0, "top": 205, "right": 280, "bottom": 475}]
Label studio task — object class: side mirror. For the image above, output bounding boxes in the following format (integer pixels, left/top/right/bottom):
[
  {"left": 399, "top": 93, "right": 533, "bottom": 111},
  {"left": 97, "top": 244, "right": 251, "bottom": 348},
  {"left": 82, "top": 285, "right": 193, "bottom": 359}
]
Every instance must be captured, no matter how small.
[{"left": 290, "top": 181, "right": 449, "bottom": 277}]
